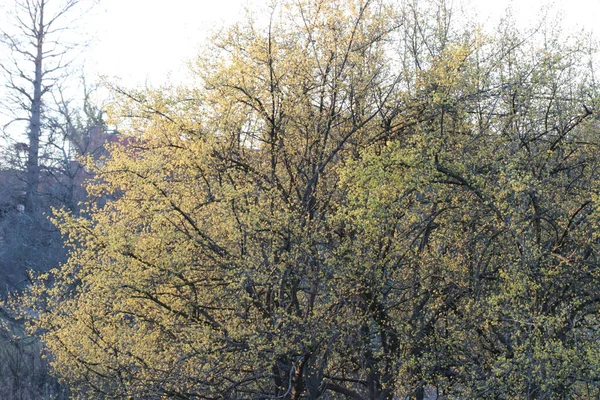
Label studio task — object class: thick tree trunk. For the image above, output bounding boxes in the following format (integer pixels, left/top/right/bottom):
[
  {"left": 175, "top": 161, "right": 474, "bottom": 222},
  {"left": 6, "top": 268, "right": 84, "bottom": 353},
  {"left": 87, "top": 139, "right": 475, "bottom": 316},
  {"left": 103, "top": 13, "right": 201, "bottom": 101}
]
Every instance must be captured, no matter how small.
[{"left": 25, "top": 0, "right": 44, "bottom": 214}]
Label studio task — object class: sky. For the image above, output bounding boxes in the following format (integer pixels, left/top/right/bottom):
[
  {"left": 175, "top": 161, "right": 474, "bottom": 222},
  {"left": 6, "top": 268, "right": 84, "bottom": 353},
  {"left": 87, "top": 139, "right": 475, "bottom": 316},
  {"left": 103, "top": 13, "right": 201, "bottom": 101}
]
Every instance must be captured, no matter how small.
[
  {"left": 84, "top": 0, "right": 600, "bottom": 87},
  {"left": 85, "top": 0, "right": 252, "bottom": 86},
  {"left": 0, "top": 0, "right": 599, "bottom": 102}
]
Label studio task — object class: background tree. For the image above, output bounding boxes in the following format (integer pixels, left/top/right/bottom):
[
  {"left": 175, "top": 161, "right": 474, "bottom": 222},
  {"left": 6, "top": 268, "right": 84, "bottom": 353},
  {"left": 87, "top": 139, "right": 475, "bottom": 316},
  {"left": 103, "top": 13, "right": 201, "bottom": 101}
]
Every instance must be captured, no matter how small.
[
  {"left": 0, "top": 78, "right": 105, "bottom": 298},
  {"left": 0, "top": 0, "right": 103, "bottom": 294},
  {"left": 0, "top": 2, "right": 101, "bottom": 398},
  {"left": 44, "top": 80, "right": 108, "bottom": 211},
  {"left": 0, "top": 0, "right": 95, "bottom": 213}
]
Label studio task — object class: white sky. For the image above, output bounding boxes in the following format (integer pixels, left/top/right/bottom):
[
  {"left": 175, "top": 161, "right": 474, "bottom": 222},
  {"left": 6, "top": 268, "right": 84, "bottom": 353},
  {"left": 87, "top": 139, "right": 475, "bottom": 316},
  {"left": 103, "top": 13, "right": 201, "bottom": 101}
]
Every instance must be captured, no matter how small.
[
  {"left": 84, "top": 0, "right": 600, "bottom": 87},
  {"left": 0, "top": 0, "right": 598, "bottom": 99},
  {"left": 85, "top": 0, "right": 250, "bottom": 86}
]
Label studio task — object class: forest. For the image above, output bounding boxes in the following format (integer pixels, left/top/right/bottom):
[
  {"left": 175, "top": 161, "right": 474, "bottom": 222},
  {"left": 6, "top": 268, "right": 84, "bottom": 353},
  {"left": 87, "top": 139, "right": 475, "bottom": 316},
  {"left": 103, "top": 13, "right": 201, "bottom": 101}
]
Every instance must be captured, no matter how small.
[{"left": 1, "top": 0, "right": 600, "bottom": 398}]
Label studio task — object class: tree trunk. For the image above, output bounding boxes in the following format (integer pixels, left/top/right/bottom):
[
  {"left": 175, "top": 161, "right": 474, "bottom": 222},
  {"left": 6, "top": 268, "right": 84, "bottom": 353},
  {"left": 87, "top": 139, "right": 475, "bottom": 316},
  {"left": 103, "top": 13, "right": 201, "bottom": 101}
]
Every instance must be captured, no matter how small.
[{"left": 25, "top": 0, "right": 44, "bottom": 214}]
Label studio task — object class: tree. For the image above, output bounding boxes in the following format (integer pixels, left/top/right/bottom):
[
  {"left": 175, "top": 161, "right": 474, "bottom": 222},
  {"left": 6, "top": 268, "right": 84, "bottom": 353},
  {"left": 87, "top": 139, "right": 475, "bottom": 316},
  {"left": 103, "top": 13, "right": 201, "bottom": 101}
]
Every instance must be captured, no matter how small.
[
  {"left": 17, "top": 0, "right": 600, "bottom": 398},
  {"left": 44, "top": 80, "right": 108, "bottom": 211},
  {"left": 0, "top": 0, "right": 101, "bottom": 293},
  {"left": 337, "top": 18, "right": 600, "bottom": 398},
  {"left": 0, "top": 308, "right": 68, "bottom": 399},
  {"left": 0, "top": 0, "right": 95, "bottom": 213}
]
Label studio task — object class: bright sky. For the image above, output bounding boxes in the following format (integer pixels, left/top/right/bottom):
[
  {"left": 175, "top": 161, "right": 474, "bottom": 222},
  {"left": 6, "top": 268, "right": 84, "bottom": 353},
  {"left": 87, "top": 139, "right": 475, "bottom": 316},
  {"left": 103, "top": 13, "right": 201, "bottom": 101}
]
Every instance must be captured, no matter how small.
[
  {"left": 85, "top": 0, "right": 250, "bottom": 86},
  {"left": 0, "top": 0, "right": 598, "bottom": 97},
  {"left": 84, "top": 0, "right": 600, "bottom": 87}
]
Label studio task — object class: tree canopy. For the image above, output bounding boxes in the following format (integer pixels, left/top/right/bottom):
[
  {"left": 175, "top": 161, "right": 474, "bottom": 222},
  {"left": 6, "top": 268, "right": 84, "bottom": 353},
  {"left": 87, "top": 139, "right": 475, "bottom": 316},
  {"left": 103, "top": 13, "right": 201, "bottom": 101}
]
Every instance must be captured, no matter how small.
[{"left": 18, "top": 0, "right": 600, "bottom": 398}]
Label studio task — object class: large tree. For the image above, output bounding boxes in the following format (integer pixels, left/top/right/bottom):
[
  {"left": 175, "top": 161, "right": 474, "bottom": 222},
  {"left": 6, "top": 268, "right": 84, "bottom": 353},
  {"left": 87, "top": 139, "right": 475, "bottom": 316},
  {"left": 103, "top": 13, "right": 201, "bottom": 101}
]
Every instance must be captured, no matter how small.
[
  {"left": 19, "top": 0, "right": 600, "bottom": 398},
  {"left": 0, "top": 0, "right": 94, "bottom": 213},
  {"left": 338, "top": 23, "right": 600, "bottom": 397}
]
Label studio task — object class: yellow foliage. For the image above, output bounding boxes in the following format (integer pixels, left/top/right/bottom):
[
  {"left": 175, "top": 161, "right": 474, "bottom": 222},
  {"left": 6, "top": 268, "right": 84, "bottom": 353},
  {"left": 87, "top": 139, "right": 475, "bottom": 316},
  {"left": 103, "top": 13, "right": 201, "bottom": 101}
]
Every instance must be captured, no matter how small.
[{"left": 13, "top": 0, "right": 600, "bottom": 398}]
